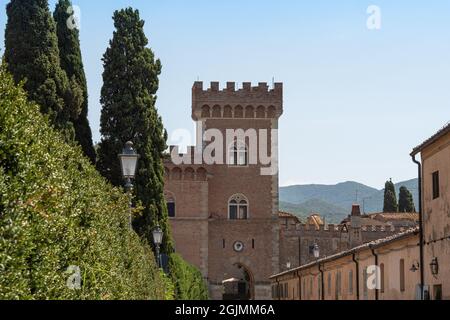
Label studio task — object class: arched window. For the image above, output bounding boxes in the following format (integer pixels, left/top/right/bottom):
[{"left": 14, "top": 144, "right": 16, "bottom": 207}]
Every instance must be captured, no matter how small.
[
  {"left": 228, "top": 194, "right": 249, "bottom": 220},
  {"left": 228, "top": 141, "right": 248, "bottom": 166},
  {"left": 165, "top": 193, "right": 176, "bottom": 218}
]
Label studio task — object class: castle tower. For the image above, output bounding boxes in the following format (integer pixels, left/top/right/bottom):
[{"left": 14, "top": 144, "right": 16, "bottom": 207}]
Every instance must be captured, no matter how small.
[
  {"left": 349, "top": 204, "right": 363, "bottom": 247},
  {"left": 164, "top": 81, "right": 283, "bottom": 300}
]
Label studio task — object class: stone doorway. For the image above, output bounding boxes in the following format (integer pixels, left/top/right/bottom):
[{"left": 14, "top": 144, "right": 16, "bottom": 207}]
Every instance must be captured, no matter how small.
[{"left": 222, "top": 263, "right": 254, "bottom": 300}]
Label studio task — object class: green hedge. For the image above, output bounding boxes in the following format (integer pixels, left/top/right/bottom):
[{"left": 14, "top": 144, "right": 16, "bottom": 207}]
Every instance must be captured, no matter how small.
[
  {"left": 0, "top": 65, "right": 169, "bottom": 300},
  {"left": 169, "top": 254, "right": 209, "bottom": 300}
]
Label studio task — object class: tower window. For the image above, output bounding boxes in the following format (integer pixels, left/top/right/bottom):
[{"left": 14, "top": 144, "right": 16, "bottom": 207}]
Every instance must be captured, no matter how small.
[
  {"left": 432, "top": 171, "right": 440, "bottom": 199},
  {"left": 228, "top": 194, "right": 249, "bottom": 220},
  {"left": 228, "top": 141, "right": 248, "bottom": 166},
  {"left": 167, "top": 202, "right": 176, "bottom": 218},
  {"left": 165, "top": 193, "right": 176, "bottom": 218}
]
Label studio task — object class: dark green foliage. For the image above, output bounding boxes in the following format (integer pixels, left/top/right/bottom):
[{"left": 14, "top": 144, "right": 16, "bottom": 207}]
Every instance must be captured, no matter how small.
[
  {"left": 54, "top": 0, "right": 96, "bottom": 163},
  {"left": 0, "top": 65, "right": 169, "bottom": 299},
  {"left": 169, "top": 254, "right": 209, "bottom": 300},
  {"left": 383, "top": 179, "right": 398, "bottom": 213},
  {"left": 398, "top": 186, "right": 416, "bottom": 213},
  {"left": 97, "top": 8, "right": 172, "bottom": 254},
  {"left": 4, "top": 0, "right": 81, "bottom": 139}
]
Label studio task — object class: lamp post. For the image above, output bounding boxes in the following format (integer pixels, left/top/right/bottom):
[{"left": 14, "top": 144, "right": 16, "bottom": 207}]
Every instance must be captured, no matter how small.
[
  {"left": 152, "top": 225, "right": 164, "bottom": 268},
  {"left": 118, "top": 141, "right": 139, "bottom": 230}
]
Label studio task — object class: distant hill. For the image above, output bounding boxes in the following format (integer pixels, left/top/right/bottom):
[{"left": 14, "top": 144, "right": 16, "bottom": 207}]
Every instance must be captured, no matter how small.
[
  {"left": 279, "top": 179, "right": 419, "bottom": 224},
  {"left": 280, "top": 200, "right": 348, "bottom": 224}
]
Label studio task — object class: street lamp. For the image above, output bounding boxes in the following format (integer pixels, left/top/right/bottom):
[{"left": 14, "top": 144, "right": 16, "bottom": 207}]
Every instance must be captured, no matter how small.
[
  {"left": 313, "top": 243, "right": 320, "bottom": 260},
  {"left": 430, "top": 257, "right": 439, "bottom": 277},
  {"left": 118, "top": 141, "right": 139, "bottom": 229},
  {"left": 152, "top": 224, "right": 164, "bottom": 268}
]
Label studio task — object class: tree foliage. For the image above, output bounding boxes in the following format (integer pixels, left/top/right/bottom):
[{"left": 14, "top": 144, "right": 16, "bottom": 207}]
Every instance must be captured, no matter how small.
[
  {"left": 169, "top": 254, "right": 209, "bottom": 300},
  {"left": 383, "top": 179, "right": 398, "bottom": 213},
  {"left": 4, "top": 0, "right": 82, "bottom": 140},
  {"left": 53, "top": 0, "right": 96, "bottom": 163},
  {"left": 0, "top": 65, "right": 169, "bottom": 299},
  {"left": 398, "top": 186, "right": 416, "bottom": 213},
  {"left": 97, "top": 8, "right": 172, "bottom": 253}
]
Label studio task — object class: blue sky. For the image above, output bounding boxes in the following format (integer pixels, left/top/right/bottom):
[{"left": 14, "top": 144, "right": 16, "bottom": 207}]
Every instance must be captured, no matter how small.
[{"left": 1, "top": 0, "right": 449, "bottom": 189}]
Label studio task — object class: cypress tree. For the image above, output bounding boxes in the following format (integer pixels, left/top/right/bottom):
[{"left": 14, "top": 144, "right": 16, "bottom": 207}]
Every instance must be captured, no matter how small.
[
  {"left": 4, "top": 0, "right": 82, "bottom": 139},
  {"left": 97, "top": 8, "right": 173, "bottom": 253},
  {"left": 53, "top": 0, "right": 96, "bottom": 163},
  {"left": 383, "top": 179, "right": 398, "bottom": 212},
  {"left": 398, "top": 186, "right": 416, "bottom": 213}
]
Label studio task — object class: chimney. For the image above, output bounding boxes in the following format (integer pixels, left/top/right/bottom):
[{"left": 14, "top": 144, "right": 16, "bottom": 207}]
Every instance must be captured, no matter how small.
[{"left": 351, "top": 204, "right": 361, "bottom": 217}]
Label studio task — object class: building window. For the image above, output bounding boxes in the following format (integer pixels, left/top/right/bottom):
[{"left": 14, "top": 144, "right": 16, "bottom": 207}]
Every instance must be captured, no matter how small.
[
  {"left": 327, "top": 273, "right": 331, "bottom": 297},
  {"left": 432, "top": 171, "right": 440, "bottom": 199},
  {"left": 363, "top": 268, "right": 368, "bottom": 299},
  {"left": 380, "top": 263, "right": 385, "bottom": 293},
  {"left": 229, "top": 141, "right": 248, "bottom": 166},
  {"left": 302, "top": 279, "right": 306, "bottom": 298},
  {"left": 335, "top": 271, "right": 341, "bottom": 299},
  {"left": 399, "top": 259, "right": 405, "bottom": 292},
  {"left": 318, "top": 274, "right": 322, "bottom": 299},
  {"left": 349, "top": 270, "right": 353, "bottom": 295},
  {"left": 165, "top": 194, "right": 176, "bottom": 218},
  {"left": 229, "top": 194, "right": 249, "bottom": 220},
  {"left": 433, "top": 285, "right": 442, "bottom": 300},
  {"left": 167, "top": 202, "right": 176, "bottom": 218}
]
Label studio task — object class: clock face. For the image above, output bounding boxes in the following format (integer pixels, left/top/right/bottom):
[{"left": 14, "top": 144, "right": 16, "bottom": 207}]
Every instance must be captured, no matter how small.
[{"left": 233, "top": 241, "right": 244, "bottom": 252}]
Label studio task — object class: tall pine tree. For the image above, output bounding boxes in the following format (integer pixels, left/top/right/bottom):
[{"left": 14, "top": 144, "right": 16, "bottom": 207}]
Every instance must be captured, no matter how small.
[
  {"left": 53, "top": 0, "right": 96, "bottom": 163},
  {"left": 383, "top": 179, "right": 398, "bottom": 212},
  {"left": 398, "top": 186, "right": 416, "bottom": 213},
  {"left": 97, "top": 8, "right": 173, "bottom": 253},
  {"left": 4, "top": 0, "right": 82, "bottom": 139}
]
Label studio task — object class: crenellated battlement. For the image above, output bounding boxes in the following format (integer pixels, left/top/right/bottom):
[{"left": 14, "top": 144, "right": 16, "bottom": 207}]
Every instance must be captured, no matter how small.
[
  {"left": 163, "top": 147, "right": 210, "bottom": 182},
  {"left": 192, "top": 81, "right": 283, "bottom": 121},
  {"left": 281, "top": 221, "right": 405, "bottom": 235}
]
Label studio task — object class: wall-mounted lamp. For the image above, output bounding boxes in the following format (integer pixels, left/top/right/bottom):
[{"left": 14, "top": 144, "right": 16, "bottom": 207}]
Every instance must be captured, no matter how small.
[
  {"left": 410, "top": 261, "right": 420, "bottom": 272},
  {"left": 430, "top": 257, "right": 439, "bottom": 276}
]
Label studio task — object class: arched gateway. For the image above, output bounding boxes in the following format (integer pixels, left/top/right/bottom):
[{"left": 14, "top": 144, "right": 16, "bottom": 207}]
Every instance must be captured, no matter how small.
[{"left": 222, "top": 263, "right": 255, "bottom": 300}]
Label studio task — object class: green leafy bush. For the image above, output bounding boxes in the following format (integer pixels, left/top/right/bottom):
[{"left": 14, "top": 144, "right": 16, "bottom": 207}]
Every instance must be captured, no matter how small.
[
  {"left": 169, "top": 254, "right": 209, "bottom": 300},
  {"left": 0, "top": 65, "right": 168, "bottom": 300}
]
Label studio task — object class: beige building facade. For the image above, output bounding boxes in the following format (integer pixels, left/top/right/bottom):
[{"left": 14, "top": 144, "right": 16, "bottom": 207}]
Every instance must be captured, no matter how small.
[
  {"left": 271, "top": 122, "right": 450, "bottom": 300},
  {"left": 412, "top": 122, "right": 450, "bottom": 300},
  {"left": 272, "top": 229, "right": 420, "bottom": 300}
]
